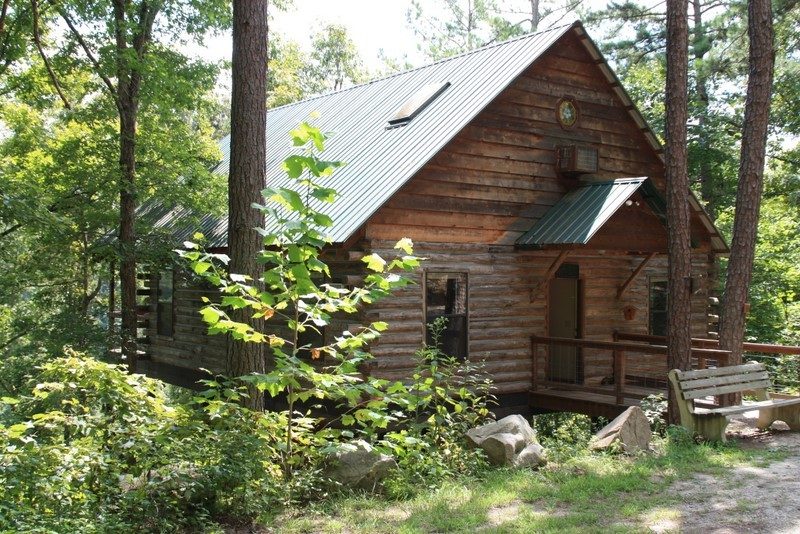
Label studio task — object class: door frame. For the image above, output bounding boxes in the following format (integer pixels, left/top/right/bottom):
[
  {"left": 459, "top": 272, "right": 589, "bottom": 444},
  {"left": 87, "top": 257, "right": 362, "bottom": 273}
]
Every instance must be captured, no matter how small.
[{"left": 546, "top": 263, "right": 584, "bottom": 383}]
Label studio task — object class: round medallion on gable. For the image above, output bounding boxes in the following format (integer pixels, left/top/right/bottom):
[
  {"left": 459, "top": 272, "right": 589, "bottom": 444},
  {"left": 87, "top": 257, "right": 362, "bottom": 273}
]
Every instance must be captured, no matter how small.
[{"left": 556, "top": 97, "right": 579, "bottom": 129}]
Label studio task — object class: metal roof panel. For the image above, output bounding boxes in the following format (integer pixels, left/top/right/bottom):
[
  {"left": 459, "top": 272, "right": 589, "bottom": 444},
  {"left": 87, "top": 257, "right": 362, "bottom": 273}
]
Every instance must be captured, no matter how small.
[
  {"left": 159, "top": 22, "right": 578, "bottom": 245},
  {"left": 515, "top": 178, "right": 647, "bottom": 247}
]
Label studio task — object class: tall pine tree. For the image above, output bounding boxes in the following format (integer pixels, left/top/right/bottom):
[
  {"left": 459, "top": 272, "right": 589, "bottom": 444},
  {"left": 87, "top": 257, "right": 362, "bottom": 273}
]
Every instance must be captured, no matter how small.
[
  {"left": 227, "top": 0, "right": 269, "bottom": 409},
  {"left": 664, "top": 0, "right": 693, "bottom": 424},
  {"left": 719, "top": 0, "right": 775, "bottom": 370}
]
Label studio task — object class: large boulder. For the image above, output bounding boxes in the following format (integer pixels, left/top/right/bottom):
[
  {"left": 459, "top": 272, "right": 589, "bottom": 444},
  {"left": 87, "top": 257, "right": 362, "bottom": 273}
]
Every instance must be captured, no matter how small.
[
  {"left": 513, "top": 442, "right": 547, "bottom": 468},
  {"left": 467, "top": 414, "right": 546, "bottom": 468},
  {"left": 590, "top": 406, "right": 652, "bottom": 454},
  {"left": 325, "top": 440, "right": 397, "bottom": 489}
]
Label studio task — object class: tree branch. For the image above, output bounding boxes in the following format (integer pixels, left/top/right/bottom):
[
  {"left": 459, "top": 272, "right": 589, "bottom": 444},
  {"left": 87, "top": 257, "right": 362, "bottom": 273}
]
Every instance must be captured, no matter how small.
[
  {"left": 58, "top": 6, "right": 118, "bottom": 100},
  {"left": 32, "top": 0, "right": 71, "bottom": 109},
  {"left": 0, "top": 0, "right": 10, "bottom": 36},
  {"left": 0, "top": 222, "right": 22, "bottom": 241}
]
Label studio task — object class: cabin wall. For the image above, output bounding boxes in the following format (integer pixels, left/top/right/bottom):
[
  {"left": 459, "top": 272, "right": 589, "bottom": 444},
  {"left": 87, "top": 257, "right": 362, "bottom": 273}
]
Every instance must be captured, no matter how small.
[
  {"left": 363, "top": 241, "right": 713, "bottom": 396},
  {"left": 142, "top": 245, "right": 368, "bottom": 383},
  {"left": 144, "top": 274, "right": 226, "bottom": 381},
  {"left": 362, "top": 29, "right": 716, "bottom": 396}
]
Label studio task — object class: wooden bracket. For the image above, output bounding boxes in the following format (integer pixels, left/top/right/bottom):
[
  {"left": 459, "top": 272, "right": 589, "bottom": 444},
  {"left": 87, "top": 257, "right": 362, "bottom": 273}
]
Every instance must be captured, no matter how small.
[
  {"left": 530, "top": 250, "right": 570, "bottom": 301},
  {"left": 616, "top": 252, "right": 657, "bottom": 300}
]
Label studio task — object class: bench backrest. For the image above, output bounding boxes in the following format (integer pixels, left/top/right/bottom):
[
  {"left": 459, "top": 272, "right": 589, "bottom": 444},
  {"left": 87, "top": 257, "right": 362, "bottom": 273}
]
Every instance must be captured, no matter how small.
[{"left": 669, "top": 362, "right": 770, "bottom": 404}]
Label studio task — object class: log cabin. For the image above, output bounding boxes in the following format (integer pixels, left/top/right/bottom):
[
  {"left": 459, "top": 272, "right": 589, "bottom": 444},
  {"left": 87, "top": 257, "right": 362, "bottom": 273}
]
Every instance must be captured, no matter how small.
[{"left": 134, "top": 21, "right": 730, "bottom": 418}]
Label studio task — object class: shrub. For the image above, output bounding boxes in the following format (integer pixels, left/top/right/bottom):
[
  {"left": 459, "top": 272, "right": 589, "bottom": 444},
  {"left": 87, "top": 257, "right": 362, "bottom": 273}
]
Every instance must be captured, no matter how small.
[
  {"left": 380, "top": 318, "right": 494, "bottom": 498},
  {"left": 0, "top": 352, "right": 293, "bottom": 532},
  {"left": 640, "top": 393, "right": 668, "bottom": 435}
]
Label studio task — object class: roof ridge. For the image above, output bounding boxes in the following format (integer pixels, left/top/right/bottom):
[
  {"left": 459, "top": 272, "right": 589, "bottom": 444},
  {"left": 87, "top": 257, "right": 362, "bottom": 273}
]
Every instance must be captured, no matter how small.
[{"left": 267, "top": 20, "right": 579, "bottom": 113}]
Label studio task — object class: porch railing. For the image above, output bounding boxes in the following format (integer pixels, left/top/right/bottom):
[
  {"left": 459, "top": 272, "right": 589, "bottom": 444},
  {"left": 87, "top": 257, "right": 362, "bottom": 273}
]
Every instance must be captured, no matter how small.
[
  {"left": 615, "top": 332, "right": 800, "bottom": 392},
  {"left": 530, "top": 335, "right": 731, "bottom": 405}
]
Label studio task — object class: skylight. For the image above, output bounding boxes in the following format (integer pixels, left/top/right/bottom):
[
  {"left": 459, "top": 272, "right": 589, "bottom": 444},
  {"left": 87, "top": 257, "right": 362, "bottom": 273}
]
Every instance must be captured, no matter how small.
[{"left": 387, "top": 81, "right": 451, "bottom": 128}]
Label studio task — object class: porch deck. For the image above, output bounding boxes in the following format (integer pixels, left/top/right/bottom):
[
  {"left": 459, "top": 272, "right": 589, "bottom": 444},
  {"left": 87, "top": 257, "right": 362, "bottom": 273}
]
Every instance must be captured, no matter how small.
[
  {"left": 528, "top": 333, "right": 800, "bottom": 418},
  {"left": 529, "top": 384, "right": 663, "bottom": 419}
]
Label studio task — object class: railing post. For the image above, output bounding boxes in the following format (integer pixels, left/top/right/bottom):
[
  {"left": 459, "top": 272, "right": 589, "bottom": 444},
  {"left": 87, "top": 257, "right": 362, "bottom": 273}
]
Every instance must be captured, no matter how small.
[
  {"left": 531, "top": 338, "right": 538, "bottom": 391},
  {"left": 614, "top": 349, "right": 625, "bottom": 405}
]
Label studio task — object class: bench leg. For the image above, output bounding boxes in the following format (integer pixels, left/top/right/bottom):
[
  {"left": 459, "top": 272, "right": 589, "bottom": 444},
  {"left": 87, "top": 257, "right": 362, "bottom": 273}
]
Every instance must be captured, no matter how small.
[
  {"left": 695, "top": 414, "right": 729, "bottom": 442},
  {"left": 757, "top": 408, "right": 776, "bottom": 430},
  {"left": 760, "top": 406, "right": 800, "bottom": 431}
]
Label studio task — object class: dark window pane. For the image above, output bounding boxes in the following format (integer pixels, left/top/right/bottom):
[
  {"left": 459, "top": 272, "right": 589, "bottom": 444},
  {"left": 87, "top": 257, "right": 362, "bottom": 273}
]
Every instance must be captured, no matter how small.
[
  {"left": 157, "top": 271, "right": 174, "bottom": 336},
  {"left": 425, "top": 272, "right": 468, "bottom": 359},
  {"left": 649, "top": 280, "right": 668, "bottom": 336}
]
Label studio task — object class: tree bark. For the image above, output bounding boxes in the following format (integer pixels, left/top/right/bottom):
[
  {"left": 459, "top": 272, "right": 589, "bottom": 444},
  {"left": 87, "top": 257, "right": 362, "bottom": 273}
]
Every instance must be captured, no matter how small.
[
  {"left": 719, "top": 0, "right": 774, "bottom": 369},
  {"left": 665, "top": 0, "right": 693, "bottom": 425},
  {"left": 228, "top": 0, "right": 268, "bottom": 410},
  {"left": 113, "top": 0, "right": 158, "bottom": 373},
  {"left": 113, "top": 0, "right": 140, "bottom": 372}
]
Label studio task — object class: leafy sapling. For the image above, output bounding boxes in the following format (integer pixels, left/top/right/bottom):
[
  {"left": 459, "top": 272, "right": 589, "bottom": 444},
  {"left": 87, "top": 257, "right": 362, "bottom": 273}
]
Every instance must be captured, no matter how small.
[{"left": 180, "top": 122, "right": 421, "bottom": 474}]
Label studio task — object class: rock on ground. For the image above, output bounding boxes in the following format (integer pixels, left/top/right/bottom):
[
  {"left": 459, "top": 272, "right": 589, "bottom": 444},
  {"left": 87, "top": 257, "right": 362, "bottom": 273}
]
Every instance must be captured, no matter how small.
[
  {"left": 467, "top": 414, "right": 546, "bottom": 468},
  {"left": 590, "top": 406, "right": 652, "bottom": 454},
  {"left": 325, "top": 440, "right": 397, "bottom": 489}
]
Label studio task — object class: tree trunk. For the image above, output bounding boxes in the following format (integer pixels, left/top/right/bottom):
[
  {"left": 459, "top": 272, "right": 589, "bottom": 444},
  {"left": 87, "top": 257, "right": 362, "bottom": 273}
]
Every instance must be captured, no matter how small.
[
  {"left": 118, "top": 75, "right": 139, "bottom": 372},
  {"left": 719, "top": 0, "right": 774, "bottom": 369},
  {"left": 665, "top": 0, "right": 693, "bottom": 425},
  {"left": 228, "top": 0, "right": 268, "bottom": 410},
  {"left": 530, "top": 0, "right": 541, "bottom": 32}
]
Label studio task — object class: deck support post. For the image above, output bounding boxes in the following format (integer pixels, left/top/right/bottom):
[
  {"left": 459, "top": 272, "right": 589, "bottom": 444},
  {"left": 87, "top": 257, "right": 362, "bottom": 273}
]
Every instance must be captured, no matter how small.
[
  {"left": 614, "top": 349, "right": 625, "bottom": 405},
  {"left": 531, "top": 338, "right": 538, "bottom": 391}
]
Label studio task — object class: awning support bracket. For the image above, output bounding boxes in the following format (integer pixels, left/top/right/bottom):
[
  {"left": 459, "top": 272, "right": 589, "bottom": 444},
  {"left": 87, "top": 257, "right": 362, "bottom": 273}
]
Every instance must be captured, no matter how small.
[
  {"left": 531, "top": 250, "right": 570, "bottom": 301},
  {"left": 617, "top": 252, "right": 657, "bottom": 300}
]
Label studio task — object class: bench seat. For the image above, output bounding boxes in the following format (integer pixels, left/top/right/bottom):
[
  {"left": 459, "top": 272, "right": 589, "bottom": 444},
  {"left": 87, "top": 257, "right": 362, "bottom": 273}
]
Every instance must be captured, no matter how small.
[{"left": 669, "top": 363, "right": 800, "bottom": 441}]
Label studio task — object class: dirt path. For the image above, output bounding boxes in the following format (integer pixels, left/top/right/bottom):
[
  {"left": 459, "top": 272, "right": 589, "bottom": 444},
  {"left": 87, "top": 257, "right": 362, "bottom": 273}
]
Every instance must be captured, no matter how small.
[{"left": 648, "top": 412, "right": 800, "bottom": 533}]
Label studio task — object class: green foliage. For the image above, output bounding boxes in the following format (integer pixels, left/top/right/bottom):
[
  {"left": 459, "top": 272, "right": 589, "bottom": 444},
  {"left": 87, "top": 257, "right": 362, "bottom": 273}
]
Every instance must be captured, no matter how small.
[
  {"left": 716, "top": 195, "right": 800, "bottom": 346},
  {"left": 181, "top": 123, "right": 435, "bottom": 498},
  {"left": 268, "top": 26, "right": 365, "bottom": 108},
  {"left": 406, "top": 0, "right": 575, "bottom": 61},
  {"left": 181, "top": 124, "right": 495, "bottom": 506},
  {"left": 534, "top": 412, "right": 593, "bottom": 447},
  {"left": 381, "top": 318, "right": 494, "bottom": 498},
  {"left": 0, "top": 352, "right": 292, "bottom": 532},
  {"left": 532, "top": 411, "right": 609, "bottom": 459},
  {"left": 0, "top": 0, "right": 229, "bottom": 364},
  {"left": 640, "top": 394, "right": 668, "bottom": 435}
]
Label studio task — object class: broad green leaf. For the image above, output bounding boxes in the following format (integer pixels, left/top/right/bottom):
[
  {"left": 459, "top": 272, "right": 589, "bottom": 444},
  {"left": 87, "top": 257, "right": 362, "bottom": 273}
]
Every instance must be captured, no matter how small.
[
  {"left": 394, "top": 237, "right": 414, "bottom": 254},
  {"left": 193, "top": 261, "right": 211, "bottom": 274},
  {"left": 311, "top": 187, "right": 337, "bottom": 203},
  {"left": 200, "top": 306, "right": 223, "bottom": 325},
  {"left": 362, "top": 253, "right": 386, "bottom": 272}
]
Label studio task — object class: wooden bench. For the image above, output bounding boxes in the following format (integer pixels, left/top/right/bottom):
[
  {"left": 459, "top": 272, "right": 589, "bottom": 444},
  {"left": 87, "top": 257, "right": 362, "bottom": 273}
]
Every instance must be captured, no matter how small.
[{"left": 668, "top": 362, "right": 800, "bottom": 441}]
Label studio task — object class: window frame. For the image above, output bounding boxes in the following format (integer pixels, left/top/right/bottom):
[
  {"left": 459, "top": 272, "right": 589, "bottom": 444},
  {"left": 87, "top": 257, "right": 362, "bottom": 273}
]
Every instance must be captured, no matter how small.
[
  {"left": 648, "top": 276, "right": 668, "bottom": 337},
  {"left": 422, "top": 270, "right": 469, "bottom": 360},
  {"left": 156, "top": 269, "right": 176, "bottom": 338}
]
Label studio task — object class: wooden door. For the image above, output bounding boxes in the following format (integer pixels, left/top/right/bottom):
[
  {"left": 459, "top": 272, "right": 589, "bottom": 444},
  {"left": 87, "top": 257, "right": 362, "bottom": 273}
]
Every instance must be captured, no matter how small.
[{"left": 548, "top": 265, "right": 582, "bottom": 383}]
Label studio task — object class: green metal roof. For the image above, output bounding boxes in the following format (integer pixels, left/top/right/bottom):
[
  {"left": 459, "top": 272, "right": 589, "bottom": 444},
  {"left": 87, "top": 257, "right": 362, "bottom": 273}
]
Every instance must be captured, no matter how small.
[
  {"left": 141, "top": 20, "right": 728, "bottom": 253},
  {"left": 516, "top": 178, "right": 647, "bottom": 248}
]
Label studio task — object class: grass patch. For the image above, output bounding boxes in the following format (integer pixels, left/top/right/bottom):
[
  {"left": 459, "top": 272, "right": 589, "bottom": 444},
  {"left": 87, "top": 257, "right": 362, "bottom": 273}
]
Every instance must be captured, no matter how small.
[{"left": 267, "top": 436, "right": 788, "bottom": 533}]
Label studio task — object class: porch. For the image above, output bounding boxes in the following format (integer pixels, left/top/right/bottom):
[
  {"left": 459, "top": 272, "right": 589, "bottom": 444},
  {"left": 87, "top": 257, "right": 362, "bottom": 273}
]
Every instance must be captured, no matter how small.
[{"left": 528, "top": 332, "right": 800, "bottom": 418}]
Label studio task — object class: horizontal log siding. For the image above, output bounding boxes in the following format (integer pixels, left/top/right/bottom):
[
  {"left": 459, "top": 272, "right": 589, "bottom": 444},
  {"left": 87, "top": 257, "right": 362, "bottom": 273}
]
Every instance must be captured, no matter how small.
[
  {"left": 362, "top": 242, "right": 712, "bottom": 394},
  {"left": 145, "top": 247, "right": 368, "bottom": 376},
  {"left": 146, "top": 280, "right": 226, "bottom": 374}
]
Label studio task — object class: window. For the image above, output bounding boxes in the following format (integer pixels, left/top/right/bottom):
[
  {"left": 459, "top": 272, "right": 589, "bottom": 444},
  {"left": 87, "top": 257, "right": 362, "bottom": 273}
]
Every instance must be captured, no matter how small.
[
  {"left": 649, "top": 279, "right": 668, "bottom": 337},
  {"left": 156, "top": 271, "right": 175, "bottom": 337},
  {"left": 387, "top": 81, "right": 450, "bottom": 128},
  {"left": 424, "top": 272, "right": 468, "bottom": 359}
]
